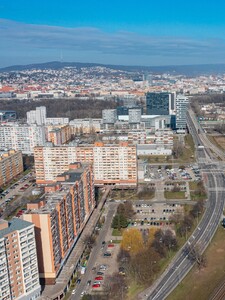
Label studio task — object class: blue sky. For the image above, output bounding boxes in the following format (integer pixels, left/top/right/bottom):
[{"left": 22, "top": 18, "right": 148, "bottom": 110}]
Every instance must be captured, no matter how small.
[{"left": 1, "top": 0, "right": 225, "bottom": 67}]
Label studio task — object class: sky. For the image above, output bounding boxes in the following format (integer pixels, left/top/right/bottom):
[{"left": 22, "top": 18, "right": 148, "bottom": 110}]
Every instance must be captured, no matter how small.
[{"left": 1, "top": 0, "right": 225, "bottom": 67}]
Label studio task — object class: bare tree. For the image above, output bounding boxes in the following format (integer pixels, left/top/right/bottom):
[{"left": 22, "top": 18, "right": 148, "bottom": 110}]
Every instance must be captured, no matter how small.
[
  {"left": 103, "top": 273, "right": 127, "bottom": 300},
  {"left": 185, "top": 244, "right": 207, "bottom": 270}
]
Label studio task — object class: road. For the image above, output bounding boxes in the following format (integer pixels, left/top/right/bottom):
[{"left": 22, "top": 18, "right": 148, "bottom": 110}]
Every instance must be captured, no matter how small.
[
  {"left": 71, "top": 202, "right": 117, "bottom": 299},
  {"left": 139, "top": 109, "right": 225, "bottom": 300}
]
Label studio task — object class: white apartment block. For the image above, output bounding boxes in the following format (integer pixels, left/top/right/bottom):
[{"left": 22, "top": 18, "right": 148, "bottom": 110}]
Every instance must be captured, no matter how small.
[
  {"left": 27, "top": 106, "right": 46, "bottom": 125},
  {"left": 0, "top": 124, "right": 46, "bottom": 154},
  {"left": 70, "top": 118, "right": 102, "bottom": 134},
  {"left": 27, "top": 106, "right": 69, "bottom": 126},
  {"left": 0, "top": 218, "right": 41, "bottom": 300}
]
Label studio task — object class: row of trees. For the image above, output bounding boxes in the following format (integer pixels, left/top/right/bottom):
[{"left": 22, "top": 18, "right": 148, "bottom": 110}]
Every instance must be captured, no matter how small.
[{"left": 171, "top": 199, "right": 205, "bottom": 238}]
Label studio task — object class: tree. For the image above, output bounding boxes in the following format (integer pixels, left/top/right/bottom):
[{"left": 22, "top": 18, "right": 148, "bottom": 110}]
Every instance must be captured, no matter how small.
[
  {"left": 190, "top": 200, "right": 204, "bottom": 219},
  {"left": 83, "top": 234, "right": 96, "bottom": 249},
  {"left": 121, "top": 228, "right": 144, "bottom": 256},
  {"left": 185, "top": 244, "right": 207, "bottom": 270},
  {"left": 103, "top": 273, "right": 127, "bottom": 300},
  {"left": 111, "top": 214, "right": 129, "bottom": 230},
  {"left": 172, "top": 141, "right": 184, "bottom": 159},
  {"left": 127, "top": 247, "right": 160, "bottom": 284},
  {"left": 117, "top": 201, "right": 135, "bottom": 220},
  {"left": 178, "top": 215, "right": 193, "bottom": 237},
  {"left": 152, "top": 229, "right": 178, "bottom": 257}
]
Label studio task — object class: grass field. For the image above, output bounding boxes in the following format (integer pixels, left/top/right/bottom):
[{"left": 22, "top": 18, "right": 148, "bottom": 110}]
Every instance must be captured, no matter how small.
[
  {"left": 167, "top": 226, "right": 225, "bottom": 300},
  {"left": 164, "top": 191, "right": 186, "bottom": 199},
  {"left": 176, "top": 134, "right": 195, "bottom": 163}
]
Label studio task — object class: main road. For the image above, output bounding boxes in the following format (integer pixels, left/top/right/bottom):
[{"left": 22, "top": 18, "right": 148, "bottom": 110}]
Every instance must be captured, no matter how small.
[{"left": 139, "top": 109, "right": 225, "bottom": 300}]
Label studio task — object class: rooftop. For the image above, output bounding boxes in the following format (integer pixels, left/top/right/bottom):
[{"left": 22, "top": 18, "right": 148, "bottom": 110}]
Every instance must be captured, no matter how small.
[{"left": 0, "top": 218, "right": 34, "bottom": 239}]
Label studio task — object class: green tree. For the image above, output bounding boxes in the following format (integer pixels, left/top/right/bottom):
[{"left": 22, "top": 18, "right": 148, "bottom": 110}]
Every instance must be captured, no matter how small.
[{"left": 111, "top": 214, "right": 128, "bottom": 230}]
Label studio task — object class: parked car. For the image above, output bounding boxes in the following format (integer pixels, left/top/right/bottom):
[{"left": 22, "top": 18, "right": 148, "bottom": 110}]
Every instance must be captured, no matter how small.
[
  {"left": 95, "top": 276, "right": 103, "bottom": 281},
  {"left": 92, "top": 284, "right": 100, "bottom": 288},
  {"left": 97, "top": 271, "right": 104, "bottom": 275},
  {"left": 104, "top": 252, "right": 111, "bottom": 257}
]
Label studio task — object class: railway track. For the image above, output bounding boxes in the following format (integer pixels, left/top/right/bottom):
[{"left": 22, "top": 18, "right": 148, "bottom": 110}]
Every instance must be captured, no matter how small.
[{"left": 210, "top": 279, "right": 225, "bottom": 300}]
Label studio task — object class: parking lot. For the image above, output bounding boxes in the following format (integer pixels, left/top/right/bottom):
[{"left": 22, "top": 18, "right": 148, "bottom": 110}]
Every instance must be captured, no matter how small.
[
  {"left": 0, "top": 171, "right": 37, "bottom": 218},
  {"left": 144, "top": 164, "right": 201, "bottom": 182}
]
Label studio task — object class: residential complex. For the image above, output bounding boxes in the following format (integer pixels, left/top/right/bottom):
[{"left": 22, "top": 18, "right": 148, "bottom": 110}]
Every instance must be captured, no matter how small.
[
  {"left": 34, "top": 142, "right": 137, "bottom": 186},
  {"left": 22, "top": 162, "right": 95, "bottom": 284},
  {"left": 0, "top": 124, "right": 46, "bottom": 154},
  {"left": 0, "top": 150, "right": 23, "bottom": 187},
  {"left": 0, "top": 218, "right": 41, "bottom": 300}
]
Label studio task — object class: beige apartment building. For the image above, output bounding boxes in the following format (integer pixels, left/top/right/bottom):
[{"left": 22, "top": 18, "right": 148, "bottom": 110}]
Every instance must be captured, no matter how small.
[
  {"left": 0, "top": 218, "right": 41, "bottom": 300},
  {"left": 22, "top": 163, "right": 95, "bottom": 284},
  {"left": 34, "top": 142, "right": 137, "bottom": 186},
  {"left": 0, "top": 150, "right": 23, "bottom": 187}
]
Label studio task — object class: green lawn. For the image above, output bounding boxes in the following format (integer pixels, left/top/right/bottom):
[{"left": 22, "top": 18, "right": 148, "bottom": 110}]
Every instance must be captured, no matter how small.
[
  {"left": 167, "top": 226, "right": 225, "bottom": 300},
  {"left": 164, "top": 191, "right": 186, "bottom": 199},
  {"left": 112, "top": 228, "right": 123, "bottom": 236}
]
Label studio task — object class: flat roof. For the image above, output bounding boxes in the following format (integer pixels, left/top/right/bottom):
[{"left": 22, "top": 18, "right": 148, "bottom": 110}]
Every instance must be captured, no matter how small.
[{"left": 0, "top": 218, "right": 33, "bottom": 239}]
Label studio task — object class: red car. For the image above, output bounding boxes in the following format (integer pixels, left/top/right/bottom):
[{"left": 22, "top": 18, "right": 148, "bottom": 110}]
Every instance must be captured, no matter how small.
[
  {"left": 95, "top": 276, "right": 103, "bottom": 281},
  {"left": 92, "top": 284, "right": 100, "bottom": 288},
  {"left": 108, "top": 244, "right": 114, "bottom": 248}
]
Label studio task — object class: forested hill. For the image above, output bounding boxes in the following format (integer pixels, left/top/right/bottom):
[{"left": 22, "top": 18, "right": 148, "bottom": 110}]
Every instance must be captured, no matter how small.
[{"left": 1, "top": 61, "right": 225, "bottom": 76}]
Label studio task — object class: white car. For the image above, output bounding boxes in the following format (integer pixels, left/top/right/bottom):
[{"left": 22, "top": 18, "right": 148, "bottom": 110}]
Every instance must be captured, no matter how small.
[{"left": 72, "top": 289, "right": 76, "bottom": 295}]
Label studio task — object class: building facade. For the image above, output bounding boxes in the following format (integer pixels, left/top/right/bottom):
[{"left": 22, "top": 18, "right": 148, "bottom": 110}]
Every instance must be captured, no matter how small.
[
  {"left": 0, "top": 218, "right": 41, "bottom": 300},
  {"left": 175, "top": 95, "right": 189, "bottom": 131},
  {"left": 146, "top": 92, "right": 172, "bottom": 115},
  {"left": 34, "top": 143, "right": 137, "bottom": 186},
  {"left": 0, "top": 124, "right": 46, "bottom": 154},
  {"left": 22, "top": 163, "right": 95, "bottom": 284},
  {"left": 0, "top": 150, "right": 23, "bottom": 187},
  {"left": 102, "top": 109, "right": 117, "bottom": 124}
]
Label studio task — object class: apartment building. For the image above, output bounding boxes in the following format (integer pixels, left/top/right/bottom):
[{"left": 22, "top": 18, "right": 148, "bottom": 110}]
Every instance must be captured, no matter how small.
[
  {"left": 27, "top": 106, "right": 46, "bottom": 126},
  {"left": 0, "top": 218, "right": 41, "bottom": 300},
  {"left": 0, "top": 150, "right": 23, "bottom": 187},
  {"left": 22, "top": 163, "right": 95, "bottom": 284},
  {"left": 70, "top": 118, "right": 102, "bottom": 134},
  {"left": 27, "top": 106, "right": 69, "bottom": 126},
  {"left": 34, "top": 142, "right": 137, "bottom": 186},
  {"left": 46, "top": 125, "right": 71, "bottom": 145},
  {"left": 0, "top": 124, "right": 46, "bottom": 154}
]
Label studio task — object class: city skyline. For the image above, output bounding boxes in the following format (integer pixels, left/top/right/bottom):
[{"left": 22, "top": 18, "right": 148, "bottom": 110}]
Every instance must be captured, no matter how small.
[{"left": 1, "top": 0, "right": 225, "bottom": 67}]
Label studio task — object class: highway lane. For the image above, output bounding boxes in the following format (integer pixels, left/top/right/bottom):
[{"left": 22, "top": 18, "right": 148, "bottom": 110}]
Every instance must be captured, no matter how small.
[{"left": 139, "top": 110, "right": 225, "bottom": 300}]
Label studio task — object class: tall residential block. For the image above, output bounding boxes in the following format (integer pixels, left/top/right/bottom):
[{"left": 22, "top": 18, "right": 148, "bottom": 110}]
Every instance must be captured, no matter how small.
[
  {"left": 0, "top": 218, "right": 41, "bottom": 300},
  {"left": 22, "top": 163, "right": 95, "bottom": 284},
  {"left": 27, "top": 106, "right": 46, "bottom": 125},
  {"left": 0, "top": 150, "right": 23, "bottom": 187},
  {"left": 34, "top": 143, "right": 137, "bottom": 186},
  {"left": 0, "top": 124, "right": 46, "bottom": 154}
]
